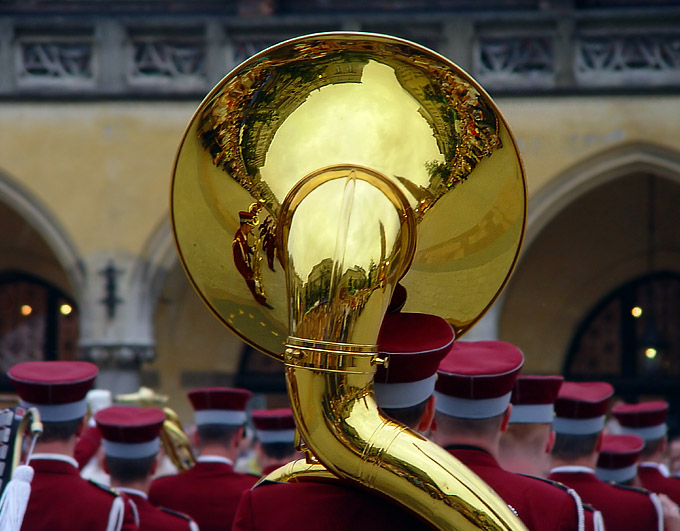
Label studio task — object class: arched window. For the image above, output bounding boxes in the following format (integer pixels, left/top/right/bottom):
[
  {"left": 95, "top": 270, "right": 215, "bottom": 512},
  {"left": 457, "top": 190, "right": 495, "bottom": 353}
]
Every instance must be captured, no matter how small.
[
  {"left": 566, "top": 272, "right": 680, "bottom": 403},
  {"left": 0, "top": 271, "right": 79, "bottom": 390}
]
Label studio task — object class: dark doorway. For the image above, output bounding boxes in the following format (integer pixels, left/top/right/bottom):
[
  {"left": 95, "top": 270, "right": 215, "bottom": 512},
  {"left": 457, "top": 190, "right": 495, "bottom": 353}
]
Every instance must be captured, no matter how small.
[
  {"left": 0, "top": 271, "right": 79, "bottom": 391},
  {"left": 566, "top": 272, "right": 680, "bottom": 433}
]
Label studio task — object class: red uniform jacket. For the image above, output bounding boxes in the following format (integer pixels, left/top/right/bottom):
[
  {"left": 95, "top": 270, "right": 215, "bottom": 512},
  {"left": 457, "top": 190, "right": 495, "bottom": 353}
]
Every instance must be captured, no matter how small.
[
  {"left": 233, "top": 480, "right": 430, "bottom": 530},
  {"left": 74, "top": 424, "right": 103, "bottom": 469},
  {"left": 549, "top": 467, "right": 662, "bottom": 531},
  {"left": 21, "top": 455, "right": 137, "bottom": 530},
  {"left": 638, "top": 463, "right": 680, "bottom": 505},
  {"left": 447, "top": 446, "right": 584, "bottom": 531},
  {"left": 148, "top": 457, "right": 257, "bottom": 531},
  {"left": 120, "top": 489, "right": 197, "bottom": 531}
]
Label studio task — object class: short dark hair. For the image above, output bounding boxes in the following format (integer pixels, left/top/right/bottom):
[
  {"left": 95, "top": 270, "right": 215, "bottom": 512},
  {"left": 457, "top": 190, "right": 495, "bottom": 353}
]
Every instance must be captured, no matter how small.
[
  {"left": 434, "top": 410, "right": 505, "bottom": 439},
  {"left": 259, "top": 442, "right": 297, "bottom": 460},
  {"left": 196, "top": 424, "right": 242, "bottom": 448},
  {"left": 551, "top": 432, "right": 600, "bottom": 460},
  {"left": 382, "top": 399, "right": 429, "bottom": 430},
  {"left": 641, "top": 436, "right": 665, "bottom": 459},
  {"left": 105, "top": 455, "right": 156, "bottom": 483},
  {"left": 39, "top": 418, "right": 83, "bottom": 442}
]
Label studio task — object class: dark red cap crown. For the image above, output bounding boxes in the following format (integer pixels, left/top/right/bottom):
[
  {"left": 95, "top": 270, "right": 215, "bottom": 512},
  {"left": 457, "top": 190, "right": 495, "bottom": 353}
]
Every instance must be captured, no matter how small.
[
  {"left": 188, "top": 387, "right": 252, "bottom": 411},
  {"left": 435, "top": 341, "right": 524, "bottom": 399},
  {"left": 95, "top": 406, "right": 166, "bottom": 444},
  {"left": 376, "top": 312, "right": 454, "bottom": 384},
  {"left": 8, "top": 361, "right": 97, "bottom": 405},
  {"left": 511, "top": 375, "right": 564, "bottom": 406},
  {"left": 612, "top": 401, "right": 668, "bottom": 428},
  {"left": 251, "top": 408, "right": 296, "bottom": 431},
  {"left": 597, "top": 434, "right": 644, "bottom": 470},
  {"left": 554, "top": 382, "right": 614, "bottom": 420}
]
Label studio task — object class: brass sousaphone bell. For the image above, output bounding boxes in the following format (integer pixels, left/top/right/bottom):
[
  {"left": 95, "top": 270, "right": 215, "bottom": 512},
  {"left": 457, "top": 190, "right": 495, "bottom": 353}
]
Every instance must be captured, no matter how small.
[{"left": 171, "top": 32, "right": 527, "bottom": 530}]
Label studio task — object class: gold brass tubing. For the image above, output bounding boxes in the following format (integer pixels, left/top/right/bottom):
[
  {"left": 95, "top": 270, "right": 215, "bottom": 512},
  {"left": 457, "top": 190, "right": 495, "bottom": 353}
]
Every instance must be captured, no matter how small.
[
  {"left": 13, "top": 407, "right": 42, "bottom": 470},
  {"left": 284, "top": 340, "right": 527, "bottom": 531},
  {"left": 160, "top": 408, "right": 196, "bottom": 471},
  {"left": 258, "top": 459, "right": 335, "bottom": 487}
]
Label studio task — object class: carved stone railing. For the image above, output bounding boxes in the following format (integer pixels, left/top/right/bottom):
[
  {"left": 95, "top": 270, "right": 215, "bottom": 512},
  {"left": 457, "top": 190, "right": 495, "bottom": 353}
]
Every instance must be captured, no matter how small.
[{"left": 0, "top": 6, "right": 679, "bottom": 97}]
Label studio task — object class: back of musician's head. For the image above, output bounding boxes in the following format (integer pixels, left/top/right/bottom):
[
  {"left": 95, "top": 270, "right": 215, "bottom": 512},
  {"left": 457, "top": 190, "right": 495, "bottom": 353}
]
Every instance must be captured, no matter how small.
[
  {"left": 40, "top": 418, "right": 84, "bottom": 442},
  {"left": 551, "top": 432, "right": 600, "bottom": 460},
  {"left": 196, "top": 423, "right": 243, "bottom": 449},
  {"left": 434, "top": 410, "right": 506, "bottom": 441},
  {"left": 105, "top": 454, "right": 157, "bottom": 483}
]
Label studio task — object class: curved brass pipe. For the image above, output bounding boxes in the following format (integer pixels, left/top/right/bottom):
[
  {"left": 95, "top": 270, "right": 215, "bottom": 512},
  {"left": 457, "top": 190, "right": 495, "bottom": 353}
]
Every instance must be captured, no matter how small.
[
  {"left": 274, "top": 167, "right": 525, "bottom": 530},
  {"left": 280, "top": 340, "right": 524, "bottom": 530}
]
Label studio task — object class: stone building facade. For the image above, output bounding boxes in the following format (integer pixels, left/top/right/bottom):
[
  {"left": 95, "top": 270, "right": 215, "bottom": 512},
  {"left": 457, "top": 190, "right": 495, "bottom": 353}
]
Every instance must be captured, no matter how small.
[{"left": 1, "top": 0, "right": 679, "bottom": 423}]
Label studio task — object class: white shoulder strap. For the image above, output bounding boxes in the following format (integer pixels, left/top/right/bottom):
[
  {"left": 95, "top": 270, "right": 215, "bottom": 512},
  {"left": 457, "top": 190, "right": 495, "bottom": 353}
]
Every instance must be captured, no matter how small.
[
  {"left": 128, "top": 498, "right": 140, "bottom": 528},
  {"left": 565, "top": 487, "right": 585, "bottom": 531},
  {"left": 649, "top": 492, "right": 664, "bottom": 531},
  {"left": 106, "top": 495, "right": 124, "bottom": 531},
  {"left": 593, "top": 510, "right": 605, "bottom": 531}
]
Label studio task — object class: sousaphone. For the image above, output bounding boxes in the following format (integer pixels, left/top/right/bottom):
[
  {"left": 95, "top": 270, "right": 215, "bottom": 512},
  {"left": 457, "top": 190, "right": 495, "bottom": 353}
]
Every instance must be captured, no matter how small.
[{"left": 171, "top": 32, "right": 527, "bottom": 530}]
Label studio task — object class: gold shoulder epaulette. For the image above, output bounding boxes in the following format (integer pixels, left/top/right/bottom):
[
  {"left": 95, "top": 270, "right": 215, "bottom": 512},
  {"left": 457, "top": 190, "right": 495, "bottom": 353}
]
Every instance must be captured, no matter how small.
[{"left": 87, "top": 479, "right": 120, "bottom": 497}]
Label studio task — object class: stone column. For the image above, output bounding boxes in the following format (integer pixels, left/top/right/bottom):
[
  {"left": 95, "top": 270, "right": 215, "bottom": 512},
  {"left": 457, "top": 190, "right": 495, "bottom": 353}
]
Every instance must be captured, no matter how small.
[{"left": 78, "top": 252, "right": 156, "bottom": 395}]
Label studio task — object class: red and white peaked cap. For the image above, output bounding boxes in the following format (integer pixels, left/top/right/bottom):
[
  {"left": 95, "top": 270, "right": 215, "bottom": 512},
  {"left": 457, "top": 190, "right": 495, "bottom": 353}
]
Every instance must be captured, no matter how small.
[
  {"left": 188, "top": 387, "right": 252, "bottom": 426},
  {"left": 251, "top": 408, "right": 296, "bottom": 444},
  {"left": 612, "top": 401, "right": 668, "bottom": 441},
  {"left": 553, "top": 382, "right": 614, "bottom": 435},
  {"left": 435, "top": 341, "right": 524, "bottom": 419},
  {"left": 374, "top": 312, "right": 455, "bottom": 409},
  {"left": 95, "top": 406, "right": 166, "bottom": 459},
  {"left": 7, "top": 361, "right": 98, "bottom": 421},
  {"left": 595, "top": 433, "right": 644, "bottom": 483},
  {"left": 509, "top": 375, "right": 564, "bottom": 424}
]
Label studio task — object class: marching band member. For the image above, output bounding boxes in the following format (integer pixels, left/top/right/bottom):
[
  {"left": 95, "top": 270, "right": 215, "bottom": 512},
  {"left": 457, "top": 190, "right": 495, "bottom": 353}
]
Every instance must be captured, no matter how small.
[
  {"left": 499, "top": 375, "right": 565, "bottom": 478},
  {"left": 5, "top": 361, "right": 137, "bottom": 530},
  {"left": 548, "top": 382, "right": 663, "bottom": 530},
  {"left": 250, "top": 408, "right": 300, "bottom": 476},
  {"left": 95, "top": 405, "right": 197, "bottom": 530},
  {"left": 431, "top": 341, "right": 591, "bottom": 531},
  {"left": 148, "top": 387, "right": 257, "bottom": 530},
  {"left": 612, "top": 400, "right": 680, "bottom": 505}
]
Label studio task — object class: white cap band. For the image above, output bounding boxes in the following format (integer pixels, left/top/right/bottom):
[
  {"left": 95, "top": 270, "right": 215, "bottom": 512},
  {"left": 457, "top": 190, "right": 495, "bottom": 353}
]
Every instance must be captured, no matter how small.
[
  {"left": 553, "top": 415, "right": 605, "bottom": 435},
  {"left": 434, "top": 391, "right": 512, "bottom": 419},
  {"left": 20, "top": 398, "right": 87, "bottom": 422},
  {"left": 256, "top": 429, "right": 296, "bottom": 444},
  {"left": 619, "top": 424, "right": 667, "bottom": 440},
  {"left": 194, "top": 409, "right": 247, "bottom": 426},
  {"left": 103, "top": 437, "right": 160, "bottom": 458},
  {"left": 596, "top": 463, "right": 638, "bottom": 484},
  {"left": 374, "top": 375, "right": 436, "bottom": 409},
  {"left": 509, "top": 404, "right": 555, "bottom": 424}
]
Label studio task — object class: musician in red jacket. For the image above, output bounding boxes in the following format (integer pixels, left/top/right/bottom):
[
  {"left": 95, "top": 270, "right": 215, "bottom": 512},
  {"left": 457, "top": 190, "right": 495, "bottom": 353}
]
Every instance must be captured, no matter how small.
[
  {"left": 6, "top": 361, "right": 138, "bottom": 530},
  {"left": 95, "top": 405, "right": 198, "bottom": 530},
  {"left": 498, "top": 374, "right": 604, "bottom": 530},
  {"left": 251, "top": 408, "right": 300, "bottom": 476},
  {"left": 148, "top": 387, "right": 257, "bottom": 530},
  {"left": 431, "top": 341, "right": 592, "bottom": 531},
  {"left": 612, "top": 400, "right": 680, "bottom": 506},
  {"left": 548, "top": 381, "right": 663, "bottom": 530}
]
